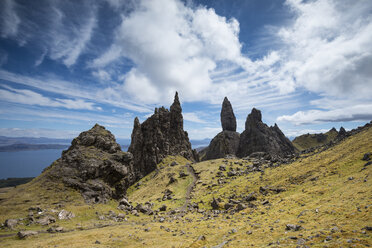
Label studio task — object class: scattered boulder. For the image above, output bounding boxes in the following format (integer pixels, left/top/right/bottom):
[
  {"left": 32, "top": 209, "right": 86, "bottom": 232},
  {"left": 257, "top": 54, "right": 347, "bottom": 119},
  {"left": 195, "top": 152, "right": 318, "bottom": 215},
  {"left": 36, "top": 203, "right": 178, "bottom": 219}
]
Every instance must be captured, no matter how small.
[
  {"left": 36, "top": 215, "right": 56, "bottom": 225},
  {"left": 211, "top": 198, "right": 220, "bottom": 210},
  {"left": 17, "top": 230, "right": 38, "bottom": 239},
  {"left": 4, "top": 219, "right": 18, "bottom": 229},
  {"left": 285, "top": 224, "right": 302, "bottom": 231},
  {"left": 362, "top": 152, "right": 371, "bottom": 161},
  {"left": 58, "top": 210, "right": 75, "bottom": 220}
]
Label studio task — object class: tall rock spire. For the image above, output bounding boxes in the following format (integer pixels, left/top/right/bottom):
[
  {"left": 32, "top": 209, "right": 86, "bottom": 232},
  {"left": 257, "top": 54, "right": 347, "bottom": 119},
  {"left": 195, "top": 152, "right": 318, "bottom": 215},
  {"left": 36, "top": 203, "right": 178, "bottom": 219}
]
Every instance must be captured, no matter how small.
[
  {"left": 129, "top": 92, "right": 197, "bottom": 179},
  {"left": 221, "top": 97, "right": 237, "bottom": 132}
]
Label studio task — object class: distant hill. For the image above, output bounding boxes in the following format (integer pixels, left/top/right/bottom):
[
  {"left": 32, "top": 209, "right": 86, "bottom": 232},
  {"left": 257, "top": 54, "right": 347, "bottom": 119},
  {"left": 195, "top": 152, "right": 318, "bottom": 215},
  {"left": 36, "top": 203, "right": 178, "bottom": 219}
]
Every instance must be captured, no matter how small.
[
  {"left": 0, "top": 177, "right": 34, "bottom": 188},
  {"left": 292, "top": 128, "right": 339, "bottom": 151},
  {"left": 0, "top": 143, "right": 69, "bottom": 152}
]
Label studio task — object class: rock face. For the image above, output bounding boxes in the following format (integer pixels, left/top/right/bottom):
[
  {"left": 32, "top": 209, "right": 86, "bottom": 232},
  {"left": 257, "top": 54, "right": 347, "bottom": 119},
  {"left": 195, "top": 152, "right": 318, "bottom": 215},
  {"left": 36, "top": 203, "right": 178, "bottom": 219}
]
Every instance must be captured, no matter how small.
[
  {"left": 202, "top": 97, "right": 240, "bottom": 160},
  {"left": 204, "top": 131, "right": 240, "bottom": 160},
  {"left": 47, "top": 124, "right": 136, "bottom": 203},
  {"left": 221, "top": 97, "right": 237, "bottom": 132},
  {"left": 237, "top": 108, "right": 295, "bottom": 158},
  {"left": 128, "top": 92, "right": 197, "bottom": 178}
]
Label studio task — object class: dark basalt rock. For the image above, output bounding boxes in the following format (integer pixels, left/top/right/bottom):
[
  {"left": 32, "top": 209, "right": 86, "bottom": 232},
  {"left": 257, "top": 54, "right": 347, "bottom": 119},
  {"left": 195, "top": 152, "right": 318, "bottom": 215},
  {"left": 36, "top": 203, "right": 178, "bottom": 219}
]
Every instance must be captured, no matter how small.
[
  {"left": 47, "top": 124, "right": 136, "bottom": 203},
  {"left": 202, "top": 97, "right": 240, "bottom": 160},
  {"left": 338, "top": 126, "right": 346, "bottom": 137},
  {"left": 237, "top": 108, "right": 295, "bottom": 158},
  {"left": 203, "top": 131, "right": 240, "bottom": 160},
  {"left": 128, "top": 92, "right": 198, "bottom": 179},
  {"left": 221, "top": 97, "right": 237, "bottom": 132}
]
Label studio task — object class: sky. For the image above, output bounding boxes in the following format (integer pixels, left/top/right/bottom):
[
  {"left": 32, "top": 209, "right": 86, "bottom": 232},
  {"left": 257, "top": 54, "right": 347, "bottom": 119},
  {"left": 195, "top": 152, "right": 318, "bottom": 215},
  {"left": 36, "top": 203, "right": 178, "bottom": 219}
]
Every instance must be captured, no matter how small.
[{"left": 0, "top": 0, "right": 371, "bottom": 140}]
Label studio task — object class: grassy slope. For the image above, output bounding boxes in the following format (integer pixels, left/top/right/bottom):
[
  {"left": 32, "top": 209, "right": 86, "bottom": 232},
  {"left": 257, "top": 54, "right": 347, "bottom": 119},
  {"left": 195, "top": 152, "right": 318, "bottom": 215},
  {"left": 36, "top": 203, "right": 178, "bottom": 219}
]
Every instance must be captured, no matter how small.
[
  {"left": 292, "top": 129, "right": 338, "bottom": 151},
  {"left": 0, "top": 126, "right": 371, "bottom": 247}
]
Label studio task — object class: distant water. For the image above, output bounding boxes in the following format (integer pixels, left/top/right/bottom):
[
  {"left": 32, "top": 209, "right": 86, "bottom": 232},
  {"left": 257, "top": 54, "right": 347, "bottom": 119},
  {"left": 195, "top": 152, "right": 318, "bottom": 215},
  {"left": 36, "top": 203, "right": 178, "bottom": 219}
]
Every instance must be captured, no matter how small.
[{"left": 0, "top": 149, "right": 64, "bottom": 179}]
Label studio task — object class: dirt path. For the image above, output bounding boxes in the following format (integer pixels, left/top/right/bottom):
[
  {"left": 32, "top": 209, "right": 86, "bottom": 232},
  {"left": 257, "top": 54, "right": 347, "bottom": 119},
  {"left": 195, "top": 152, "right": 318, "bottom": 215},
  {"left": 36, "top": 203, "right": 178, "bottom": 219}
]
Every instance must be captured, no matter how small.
[{"left": 179, "top": 163, "right": 199, "bottom": 211}]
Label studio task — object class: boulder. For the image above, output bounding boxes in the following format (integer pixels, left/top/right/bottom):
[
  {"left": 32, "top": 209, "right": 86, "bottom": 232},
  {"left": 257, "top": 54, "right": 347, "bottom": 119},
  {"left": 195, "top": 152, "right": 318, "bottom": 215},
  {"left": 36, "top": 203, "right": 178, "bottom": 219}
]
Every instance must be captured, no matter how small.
[
  {"left": 17, "top": 230, "right": 38, "bottom": 239},
  {"left": 4, "top": 219, "right": 18, "bottom": 229},
  {"left": 237, "top": 108, "right": 295, "bottom": 158},
  {"left": 128, "top": 92, "right": 198, "bottom": 180},
  {"left": 58, "top": 210, "right": 75, "bottom": 220}
]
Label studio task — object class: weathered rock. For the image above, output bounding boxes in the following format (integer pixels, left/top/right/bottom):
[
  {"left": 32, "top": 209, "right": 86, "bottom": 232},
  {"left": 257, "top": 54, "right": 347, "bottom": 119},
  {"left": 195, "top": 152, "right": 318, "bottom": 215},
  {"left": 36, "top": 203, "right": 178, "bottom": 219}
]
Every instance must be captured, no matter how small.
[
  {"left": 221, "top": 97, "right": 237, "bottom": 132},
  {"left": 203, "top": 131, "right": 240, "bottom": 160},
  {"left": 285, "top": 224, "right": 302, "bottom": 231},
  {"left": 202, "top": 97, "right": 240, "bottom": 160},
  {"left": 17, "top": 230, "right": 38, "bottom": 239},
  {"left": 338, "top": 126, "right": 346, "bottom": 137},
  {"left": 128, "top": 92, "right": 198, "bottom": 180},
  {"left": 362, "top": 152, "right": 371, "bottom": 161},
  {"left": 36, "top": 215, "right": 56, "bottom": 225},
  {"left": 46, "top": 124, "right": 135, "bottom": 203},
  {"left": 211, "top": 198, "right": 220, "bottom": 210},
  {"left": 58, "top": 210, "right": 75, "bottom": 220},
  {"left": 237, "top": 108, "right": 295, "bottom": 158},
  {"left": 4, "top": 219, "right": 18, "bottom": 229}
]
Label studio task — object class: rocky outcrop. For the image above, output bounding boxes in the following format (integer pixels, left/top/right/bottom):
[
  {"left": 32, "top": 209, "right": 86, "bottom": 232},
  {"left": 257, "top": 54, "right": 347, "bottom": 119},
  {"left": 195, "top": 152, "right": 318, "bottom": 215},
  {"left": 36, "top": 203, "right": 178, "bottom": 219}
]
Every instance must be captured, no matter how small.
[
  {"left": 202, "top": 97, "right": 240, "bottom": 160},
  {"left": 47, "top": 124, "right": 136, "bottom": 203},
  {"left": 237, "top": 108, "right": 295, "bottom": 158},
  {"left": 128, "top": 92, "right": 197, "bottom": 178},
  {"left": 221, "top": 97, "right": 236, "bottom": 132},
  {"left": 203, "top": 131, "right": 240, "bottom": 160}
]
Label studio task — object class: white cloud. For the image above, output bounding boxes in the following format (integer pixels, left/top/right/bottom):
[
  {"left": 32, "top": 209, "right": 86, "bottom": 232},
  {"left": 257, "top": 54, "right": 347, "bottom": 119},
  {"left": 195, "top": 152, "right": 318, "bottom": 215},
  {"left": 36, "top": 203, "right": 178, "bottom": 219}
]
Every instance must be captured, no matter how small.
[
  {"left": 0, "top": 86, "right": 96, "bottom": 110},
  {"left": 277, "top": 103, "right": 372, "bottom": 125},
  {"left": 271, "top": 0, "right": 372, "bottom": 98},
  {"left": 48, "top": 2, "right": 96, "bottom": 67},
  {"left": 92, "top": 69, "right": 112, "bottom": 82},
  {"left": 0, "top": 69, "right": 152, "bottom": 113},
  {"left": 183, "top": 112, "right": 206, "bottom": 123},
  {"left": 0, "top": 0, "right": 20, "bottom": 38},
  {"left": 92, "top": 0, "right": 254, "bottom": 104}
]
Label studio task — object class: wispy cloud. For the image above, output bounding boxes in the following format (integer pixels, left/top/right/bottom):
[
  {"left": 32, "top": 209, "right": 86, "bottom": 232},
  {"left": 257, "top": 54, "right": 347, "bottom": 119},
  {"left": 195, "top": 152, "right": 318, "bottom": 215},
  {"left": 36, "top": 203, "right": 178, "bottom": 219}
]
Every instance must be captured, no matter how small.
[
  {"left": 0, "top": 69, "right": 152, "bottom": 113},
  {"left": 0, "top": 0, "right": 20, "bottom": 38},
  {"left": 0, "top": 85, "right": 96, "bottom": 110},
  {"left": 183, "top": 112, "right": 206, "bottom": 124}
]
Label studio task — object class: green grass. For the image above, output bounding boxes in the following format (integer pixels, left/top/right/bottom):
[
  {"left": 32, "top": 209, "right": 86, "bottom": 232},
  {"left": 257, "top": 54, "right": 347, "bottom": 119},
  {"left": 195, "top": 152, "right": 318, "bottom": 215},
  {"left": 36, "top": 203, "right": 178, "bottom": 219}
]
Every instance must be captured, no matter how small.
[
  {"left": 0, "top": 126, "right": 371, "bottom": 247},
  {"left": 292, "top": 129, "right": 338, "bottom": 151}
]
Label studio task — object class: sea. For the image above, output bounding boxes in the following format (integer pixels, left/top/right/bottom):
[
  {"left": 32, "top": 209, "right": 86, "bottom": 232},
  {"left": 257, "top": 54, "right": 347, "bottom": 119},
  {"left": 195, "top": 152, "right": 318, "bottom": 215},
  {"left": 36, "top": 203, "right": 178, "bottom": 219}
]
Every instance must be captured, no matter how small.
[{"left": 0, "top": 149, "right": 64, "bottom": 179}]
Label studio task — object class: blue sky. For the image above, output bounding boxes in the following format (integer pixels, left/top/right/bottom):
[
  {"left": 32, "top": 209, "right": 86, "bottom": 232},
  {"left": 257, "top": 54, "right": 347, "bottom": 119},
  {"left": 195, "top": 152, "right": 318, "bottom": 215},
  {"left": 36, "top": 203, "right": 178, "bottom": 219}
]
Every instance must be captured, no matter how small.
[{"left": 0, "top": 0, "right": 371, "bottom": 140}]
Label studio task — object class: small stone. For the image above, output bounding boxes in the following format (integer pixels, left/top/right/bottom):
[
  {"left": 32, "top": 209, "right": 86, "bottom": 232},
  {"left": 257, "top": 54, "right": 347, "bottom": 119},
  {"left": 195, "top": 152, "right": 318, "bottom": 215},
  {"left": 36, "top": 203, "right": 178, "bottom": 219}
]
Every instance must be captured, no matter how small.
[
  {"left": 285, "top": 224, "right": 302, "bottom": 231},
  {"left": 170, "top": 161, "right": 178, "bottom": 166},
  {"left": 197, "top": 235, "right": 206, "bottom": 241},
  {"left": 4, "top": 219, "right": 18, "bottom": 229},
  {"left": 230, "top": 228, "right": 237, "bottom": 234},
  {"left": 95, "top": 240, "right": 101, "bottom": 244}
]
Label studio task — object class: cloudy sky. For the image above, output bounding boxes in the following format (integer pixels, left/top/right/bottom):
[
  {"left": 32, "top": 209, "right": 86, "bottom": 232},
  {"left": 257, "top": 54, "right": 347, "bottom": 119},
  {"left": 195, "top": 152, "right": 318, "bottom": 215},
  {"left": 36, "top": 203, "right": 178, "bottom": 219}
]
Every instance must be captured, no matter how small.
[{"left": 0, "top": 0, "right": 371, "bottom": 140}]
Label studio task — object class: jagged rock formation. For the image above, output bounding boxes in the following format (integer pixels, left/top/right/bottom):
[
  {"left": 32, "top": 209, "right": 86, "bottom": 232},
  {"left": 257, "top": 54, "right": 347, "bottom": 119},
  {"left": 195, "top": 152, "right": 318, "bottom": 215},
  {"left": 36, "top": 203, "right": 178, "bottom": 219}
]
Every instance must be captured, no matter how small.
[
  {"left": 128, "top": 92, "right": 197, "bottom": 178},
  {"left": 46, "top": 124, "right": 136, "bottom": 203},
  {"left": 237, "top": 108, "right": 295, "bottom": 158},
  {"left": 221, "top": 97, "right": 236, "bottom": 132},
  {"left": 202, "top": 97, "right": 240, "bottom": 160}
]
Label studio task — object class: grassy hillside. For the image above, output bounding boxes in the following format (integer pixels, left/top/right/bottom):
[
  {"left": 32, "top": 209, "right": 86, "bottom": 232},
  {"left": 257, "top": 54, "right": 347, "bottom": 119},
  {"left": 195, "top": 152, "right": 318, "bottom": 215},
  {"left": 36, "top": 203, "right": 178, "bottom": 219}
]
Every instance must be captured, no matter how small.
[
  {"left": 0, "top": 126, "right": 371, "bottom": 247},
  {"left": 292, "top": 128, "right": 338, "bottom": 151}
]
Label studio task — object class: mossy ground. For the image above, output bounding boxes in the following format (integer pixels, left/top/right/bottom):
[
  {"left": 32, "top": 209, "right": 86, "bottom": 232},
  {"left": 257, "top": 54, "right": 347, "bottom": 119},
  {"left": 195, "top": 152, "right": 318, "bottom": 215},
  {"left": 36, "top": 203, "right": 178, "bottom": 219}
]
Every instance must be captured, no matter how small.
[
  {"left": 292, "top": 129, "right": 338, "bottom": 151},
  {"left": 0, "top": 126, "right": 371, "bottom": 247}
]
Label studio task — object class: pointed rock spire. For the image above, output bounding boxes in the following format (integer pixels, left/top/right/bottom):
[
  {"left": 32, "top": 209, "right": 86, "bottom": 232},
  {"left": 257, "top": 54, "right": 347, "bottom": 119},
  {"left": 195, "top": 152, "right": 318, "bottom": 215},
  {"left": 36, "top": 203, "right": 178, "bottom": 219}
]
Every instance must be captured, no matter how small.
[
  {"left": 221, "top": 97, "right": 237, "bottom": 132},
  {"left": 170, "top": 91, "right": 181, "bottom": 113}
]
